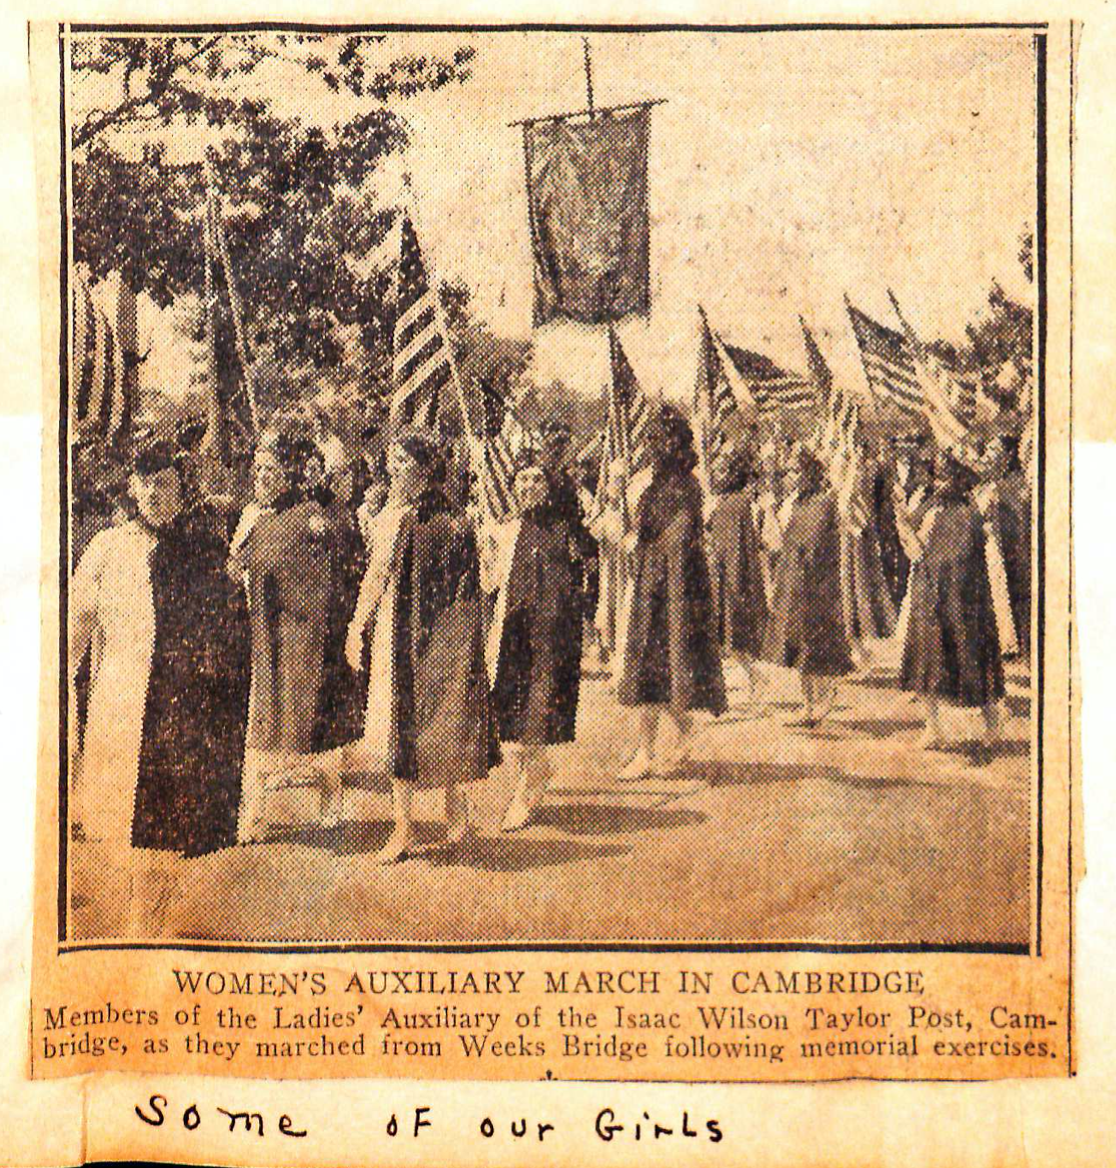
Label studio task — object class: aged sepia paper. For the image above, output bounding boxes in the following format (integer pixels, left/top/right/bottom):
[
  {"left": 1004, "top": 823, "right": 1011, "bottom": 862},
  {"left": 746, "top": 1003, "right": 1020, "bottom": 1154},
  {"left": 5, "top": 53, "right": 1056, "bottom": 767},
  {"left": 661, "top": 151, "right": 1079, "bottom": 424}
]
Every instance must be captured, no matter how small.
[{"left": 5, "top": 3, "right": 1110, "bottom": 1164}]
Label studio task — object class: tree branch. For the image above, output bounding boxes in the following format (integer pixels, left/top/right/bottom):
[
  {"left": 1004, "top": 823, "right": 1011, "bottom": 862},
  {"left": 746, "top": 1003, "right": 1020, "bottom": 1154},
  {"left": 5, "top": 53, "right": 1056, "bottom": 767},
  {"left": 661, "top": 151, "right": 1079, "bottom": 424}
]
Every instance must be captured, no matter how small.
[{"left": 72, "top": 34, "right": 221, "bottom": 149}]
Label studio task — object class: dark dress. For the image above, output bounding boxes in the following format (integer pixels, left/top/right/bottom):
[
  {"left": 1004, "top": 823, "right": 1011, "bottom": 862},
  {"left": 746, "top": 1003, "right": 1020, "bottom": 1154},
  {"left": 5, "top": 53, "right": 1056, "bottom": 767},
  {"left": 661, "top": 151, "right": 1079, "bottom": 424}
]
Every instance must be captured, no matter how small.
[
  {"left": 874, "top": 463, "right": 909, "bottom": 607},
  {"left": 706, "top": 487, "right": 768, "bottom": 658},
  {"left": 491, "top": 510, "right": 583, "bottom": 745},
  {"left": 990, "top": 469, "right": 1032, "bottom": 660},
  {"left": 237, "top": 499, "right": 334, "bottom": 755},
  {"left": 899, "top": 493, "right": 1006, "bottom": 706},
  {"left": 314, "top": 499, "right": 368, "bottom": 749},
  {"left": 619, "top": 470, "right": 727, "bottom": 715},
  {"left": 384, "top": 490, "right": 498, "bottom": 786},
  {"left": 763, "top": 488, "right": 854, "bottom": 677},
  {"left": 544, "top": 464, "right": 597, "bottom": 621},
  {"left": 131, "top": 511, "right": 251, "bottom": 855}
]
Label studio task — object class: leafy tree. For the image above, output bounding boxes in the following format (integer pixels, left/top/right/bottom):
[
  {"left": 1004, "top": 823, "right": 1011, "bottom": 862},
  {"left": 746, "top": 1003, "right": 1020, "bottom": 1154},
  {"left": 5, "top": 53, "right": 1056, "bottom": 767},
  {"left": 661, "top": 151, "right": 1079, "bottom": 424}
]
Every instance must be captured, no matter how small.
[
  {"left": 71, "top": 32, "right": 476, "bottom": 381},
  {"left": 71, "top": 34, "right": 475, "bottom": 149}
]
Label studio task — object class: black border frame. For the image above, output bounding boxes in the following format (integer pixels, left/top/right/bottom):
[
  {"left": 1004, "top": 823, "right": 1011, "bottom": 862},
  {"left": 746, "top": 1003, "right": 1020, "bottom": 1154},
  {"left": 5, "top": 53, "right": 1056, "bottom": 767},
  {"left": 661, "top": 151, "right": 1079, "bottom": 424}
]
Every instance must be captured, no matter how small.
[{"left": 55, "top": 21, "right": 1053, "bottom": 961}]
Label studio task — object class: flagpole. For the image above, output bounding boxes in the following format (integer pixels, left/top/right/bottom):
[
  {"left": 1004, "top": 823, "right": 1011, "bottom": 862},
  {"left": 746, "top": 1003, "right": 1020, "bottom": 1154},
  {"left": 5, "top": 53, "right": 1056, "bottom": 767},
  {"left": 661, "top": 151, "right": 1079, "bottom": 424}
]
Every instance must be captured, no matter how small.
[
  {"left": 198, "top": 191, "right": 226, "bottom": 468},
  {"left": 607, "top": 323, "right": 632, "bottom": 540},
  {"left": 399, "top": 172, "right": 479, "bottom": 446},
  {"left": 694, "top": 304, "right": 714, "bottom": 497},
  {"left": 582, "top": 37, "right": 595, "bottom": 117},
  {"left": 206, "top": 156, "right": 258, "bottom": 436}
]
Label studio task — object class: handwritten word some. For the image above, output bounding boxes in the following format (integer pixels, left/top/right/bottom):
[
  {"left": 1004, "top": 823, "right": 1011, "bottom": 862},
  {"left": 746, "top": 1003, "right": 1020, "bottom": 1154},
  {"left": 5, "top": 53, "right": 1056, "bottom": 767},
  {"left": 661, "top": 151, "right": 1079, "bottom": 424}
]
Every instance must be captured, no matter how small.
[{"left": 134, "top": 1094, "right": 306, "bottom": 1138}]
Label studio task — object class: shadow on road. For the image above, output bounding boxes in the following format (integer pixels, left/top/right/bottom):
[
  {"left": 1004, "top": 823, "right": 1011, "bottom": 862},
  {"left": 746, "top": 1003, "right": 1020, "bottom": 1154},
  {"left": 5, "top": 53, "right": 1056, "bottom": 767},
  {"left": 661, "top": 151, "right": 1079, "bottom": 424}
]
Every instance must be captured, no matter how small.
[
  {"left": 424, "top": 835, "right": 632, "bottom": 872},
  {"left": 533, "top": 803, "right": 707, "bottom": 836},
  {"left": 842, "top": 672, "right": 906, "bottom": 691},
  {"left": 835, "top": 718, "right": 923, "bottom": 737},
  {"left": 682, "top": 760, "right": 845, "bottom": 787}
]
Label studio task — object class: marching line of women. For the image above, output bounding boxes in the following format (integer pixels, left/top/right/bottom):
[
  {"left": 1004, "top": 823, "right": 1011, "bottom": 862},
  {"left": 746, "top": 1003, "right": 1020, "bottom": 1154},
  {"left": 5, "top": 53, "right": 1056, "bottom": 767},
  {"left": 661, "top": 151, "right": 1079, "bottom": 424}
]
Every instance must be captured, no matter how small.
[{"left": 71, "top": 398, "right": 1031, "bottom": 935}]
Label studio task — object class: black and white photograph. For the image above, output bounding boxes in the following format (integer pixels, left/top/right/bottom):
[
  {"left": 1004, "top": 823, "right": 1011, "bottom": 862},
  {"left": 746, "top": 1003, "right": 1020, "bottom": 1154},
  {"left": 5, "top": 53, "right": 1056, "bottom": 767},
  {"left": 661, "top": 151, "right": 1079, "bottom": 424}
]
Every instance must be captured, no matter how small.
[{"left": 59, "top": 23, "right": 1041, "bottom": 949}]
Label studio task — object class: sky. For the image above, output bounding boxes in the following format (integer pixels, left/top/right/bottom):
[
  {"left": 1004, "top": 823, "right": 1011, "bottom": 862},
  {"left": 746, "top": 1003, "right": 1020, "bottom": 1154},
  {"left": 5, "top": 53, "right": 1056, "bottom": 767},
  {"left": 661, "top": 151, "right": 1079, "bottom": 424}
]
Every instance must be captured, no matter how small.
[{"left": 72, "top": 28, "right": 1038, "bottom": 403}]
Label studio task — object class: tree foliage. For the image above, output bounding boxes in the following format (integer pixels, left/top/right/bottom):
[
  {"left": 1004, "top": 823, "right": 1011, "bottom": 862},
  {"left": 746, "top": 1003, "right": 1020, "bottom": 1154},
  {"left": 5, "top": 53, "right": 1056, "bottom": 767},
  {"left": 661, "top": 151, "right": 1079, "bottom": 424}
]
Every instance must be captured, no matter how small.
[{"left": 71, "top": 33, "right": 479, "bottom": 394}]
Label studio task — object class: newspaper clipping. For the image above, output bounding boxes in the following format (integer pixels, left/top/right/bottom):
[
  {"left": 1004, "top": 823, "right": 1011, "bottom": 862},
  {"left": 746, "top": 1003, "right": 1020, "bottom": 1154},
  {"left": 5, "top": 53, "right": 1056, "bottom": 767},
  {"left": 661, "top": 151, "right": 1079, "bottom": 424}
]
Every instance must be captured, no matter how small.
[{"left": 30, "top": 17, "right": 1075, "bottom": 1102}]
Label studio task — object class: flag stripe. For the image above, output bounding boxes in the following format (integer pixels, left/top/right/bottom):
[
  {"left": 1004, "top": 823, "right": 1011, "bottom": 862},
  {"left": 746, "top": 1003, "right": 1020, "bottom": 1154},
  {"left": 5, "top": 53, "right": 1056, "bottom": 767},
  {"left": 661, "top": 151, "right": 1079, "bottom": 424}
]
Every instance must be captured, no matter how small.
[
  {"left": 392, "top": 214, "right": 456, "bottom": 429},
  {"left": 396, "top": 303, "right": 436, "bottom": 353},
  {"left": 847, "top": 303, "right": 924, "bottom": 414},
  {"left": 395, "top": 331, "right": 445, "bottom": 386}
]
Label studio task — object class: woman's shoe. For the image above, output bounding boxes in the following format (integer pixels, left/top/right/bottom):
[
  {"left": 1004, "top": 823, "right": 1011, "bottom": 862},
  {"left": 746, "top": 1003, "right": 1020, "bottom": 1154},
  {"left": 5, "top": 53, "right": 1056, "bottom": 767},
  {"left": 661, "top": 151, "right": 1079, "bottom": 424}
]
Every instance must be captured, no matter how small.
[
  {"left": 317, "top": 772, "right": 345, "bottom": 830},
  {"left": 369, "top": 829, "right": 413, "bottom": 865},
  {"left": 652, "top": 738, "right": 693, "bottom": 776},
  {"left": 618, "top": 747, "right": 652, "bottom": 781},
  {"left": 917, "top": 726, "right": 949, "bottom": 751},
  {"left": 500, "top": 796, "right": 532, "bottom": 832}
]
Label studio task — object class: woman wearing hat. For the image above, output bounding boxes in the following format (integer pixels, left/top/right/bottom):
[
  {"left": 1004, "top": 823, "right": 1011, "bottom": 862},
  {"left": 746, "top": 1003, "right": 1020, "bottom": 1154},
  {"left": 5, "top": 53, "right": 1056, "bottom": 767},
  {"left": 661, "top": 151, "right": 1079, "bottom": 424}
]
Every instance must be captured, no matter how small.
[
  {"left": 899, "top": 450, "right": 1005, "bottom": 748},
  {"left": 71, "top": 437, "right": 250, "bottom": 937},
  {"left": 309, "top": 428, "right": 495, "bottom": 863},
  {"left": 762, "top": 445, "right": 854, "bottom": 725},
  {"left": 617, "top": 406, "right": 726, "bottom": 778}
]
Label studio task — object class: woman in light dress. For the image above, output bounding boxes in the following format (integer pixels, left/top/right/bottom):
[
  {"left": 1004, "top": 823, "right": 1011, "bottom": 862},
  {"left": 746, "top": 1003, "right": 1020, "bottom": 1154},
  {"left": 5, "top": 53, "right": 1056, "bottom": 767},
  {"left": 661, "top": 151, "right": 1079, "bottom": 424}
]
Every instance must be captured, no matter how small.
[{"left": 228, "top": 434, "right": 334, "bottom": 843}]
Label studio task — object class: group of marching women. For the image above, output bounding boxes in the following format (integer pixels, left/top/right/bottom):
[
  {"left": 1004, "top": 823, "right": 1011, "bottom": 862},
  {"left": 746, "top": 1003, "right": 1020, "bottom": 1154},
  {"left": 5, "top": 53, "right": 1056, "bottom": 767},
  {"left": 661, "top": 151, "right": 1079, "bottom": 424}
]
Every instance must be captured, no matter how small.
[
  {"left": 588, "top": 411, "right": 1031, "bottom": 769},
  {"left": 71, "top": 393, "right": 1031, "bottom": 935}
]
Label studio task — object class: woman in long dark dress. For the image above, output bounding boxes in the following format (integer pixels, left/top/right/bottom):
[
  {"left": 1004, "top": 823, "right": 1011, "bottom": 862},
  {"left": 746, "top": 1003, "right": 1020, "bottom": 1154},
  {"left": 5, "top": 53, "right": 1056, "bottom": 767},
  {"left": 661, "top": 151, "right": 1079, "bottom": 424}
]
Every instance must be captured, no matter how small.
[
  {"left": 899, "top": 452, "right": 1005, "bottom": 748},
  {"left": 618, "top": 407, "right": 726, "bottom": 779},
  {"left": 483, "top": 465, "right": 584, "bottom": 830},
  {"left": 228, "top": 433, "right": 335, "bottom": 843},
  {"left": 705, "top": 442, "right": 768, "bottom": 699},
  {"left": 307, "top": 430, "right": 495, "bottom": 862},
  {"left": 762, "top": 445, "right": 854, "bottom": 726},
  {"left": 72, "top": 437, "right": 250, "bottom": 937},
  {"left": 313, "top": 455, "right": 370, "bottom": 752}
]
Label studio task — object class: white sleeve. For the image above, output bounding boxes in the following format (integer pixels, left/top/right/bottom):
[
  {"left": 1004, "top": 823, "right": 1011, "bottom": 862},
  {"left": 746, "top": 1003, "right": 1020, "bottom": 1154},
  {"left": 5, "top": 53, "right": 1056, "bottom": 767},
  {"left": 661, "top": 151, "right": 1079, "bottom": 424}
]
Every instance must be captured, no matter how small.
[{"left": 70, "top": 530, "right": 107, "bottom": 675}]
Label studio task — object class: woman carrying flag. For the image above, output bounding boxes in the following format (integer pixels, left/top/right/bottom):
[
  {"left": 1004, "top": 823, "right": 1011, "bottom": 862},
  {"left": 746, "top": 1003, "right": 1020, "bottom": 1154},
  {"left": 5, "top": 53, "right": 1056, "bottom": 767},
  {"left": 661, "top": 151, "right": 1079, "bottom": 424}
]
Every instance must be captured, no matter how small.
[
  {"left": 899, "top": 450, "right": 1005, "bottom": 749},
  {"left": 762, "top": 445, "right": 854, "bottom": 725},
  {"left": 307, "top": 428, "right": 495, "bottom": 862},
  {"left": 617, "top": 406, "right": 726, "bottom": 778},
  {"left": 705, "top": 442, "right": 768, "bottom": 699},
  {"left": 483, "top": 464, "right": 584, "bottom": 831}
]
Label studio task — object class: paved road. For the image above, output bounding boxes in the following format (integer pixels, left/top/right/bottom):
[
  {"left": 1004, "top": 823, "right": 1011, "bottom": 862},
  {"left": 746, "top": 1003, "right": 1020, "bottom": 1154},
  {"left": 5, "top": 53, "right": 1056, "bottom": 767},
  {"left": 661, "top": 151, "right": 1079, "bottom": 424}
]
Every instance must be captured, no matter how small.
[{"left": 71, "top": 644, "right": 1032, "bottom": 947}]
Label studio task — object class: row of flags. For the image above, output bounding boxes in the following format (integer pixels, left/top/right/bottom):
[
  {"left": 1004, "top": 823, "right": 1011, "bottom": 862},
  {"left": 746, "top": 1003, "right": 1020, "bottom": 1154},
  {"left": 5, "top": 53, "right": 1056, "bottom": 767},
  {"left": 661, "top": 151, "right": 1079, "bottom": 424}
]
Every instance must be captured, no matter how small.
[{"left": 72, "top": 161, "right": 1004, "bottom": 520}]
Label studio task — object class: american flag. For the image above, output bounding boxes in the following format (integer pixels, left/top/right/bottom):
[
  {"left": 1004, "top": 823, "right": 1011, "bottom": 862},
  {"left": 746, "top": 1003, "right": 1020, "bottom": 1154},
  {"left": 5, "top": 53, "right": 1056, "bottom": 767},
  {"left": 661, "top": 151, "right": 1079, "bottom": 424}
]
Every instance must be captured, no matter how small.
[
  {"left": 608, "top": 329, "right": 655, "bottom": 476},
  {"left": 846, "top": 298, "right": 922, "bottom": 414},
  {"left": 590, "top": 330, "right": 655, "bottom": 530},
  {"left": 479, "top": 384, "right": 540, "bottom": 524},
  {"left": 391, "top": 214, "right": 452, "bottom": 430},
  {"left": 719, "top": 342, "right": 815, "bottom": 415},
  {"left": 481, "top": 428, "right": 517, "bottom": 523},
  {"left": 799, "top": 315, "right": 834, "bottom": 403},
  {"left": 833, "top": 399, "right": 872, "bottom": 532},
  {"left": 694, "top": 306, "right": 740, "bottom": 461},
  {"left": 72, "top": 272, "right": 136, "bottom": 452},
  {"left": 888, "top": 291, "right": 980, "bottom": 463}
]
